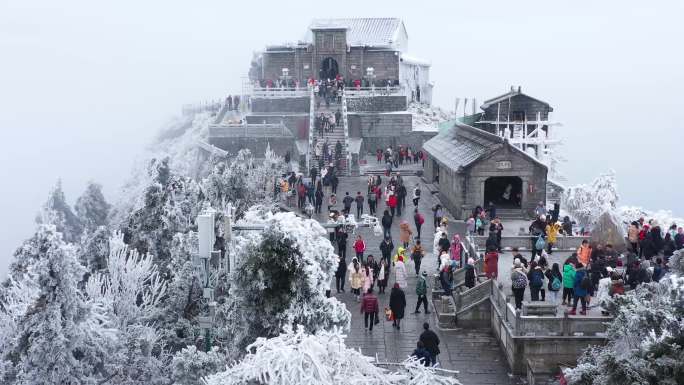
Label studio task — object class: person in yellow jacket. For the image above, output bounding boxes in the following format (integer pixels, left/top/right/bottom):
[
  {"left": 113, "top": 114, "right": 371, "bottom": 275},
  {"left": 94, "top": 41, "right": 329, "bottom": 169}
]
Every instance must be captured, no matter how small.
[
  {"left": 545, "top": 221, "right": 562, "bottom": 254},
  {"left": 393, "top": 247, "right": 407, "bottom": 264}
]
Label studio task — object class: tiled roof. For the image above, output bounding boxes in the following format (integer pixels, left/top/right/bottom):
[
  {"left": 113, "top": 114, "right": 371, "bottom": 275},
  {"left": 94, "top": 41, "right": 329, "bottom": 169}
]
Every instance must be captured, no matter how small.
[
  {"left": 423, "top": 123, "right": 502, "bottom": 171},
  {"left": 480, "top": 89, "right": 553, "bottom": 111},
  {"left": 305, "top": 18, "right": 403, "bottom": 48},
  {"left": 423, "top": 123, "right": 547, "bottom": 171}
]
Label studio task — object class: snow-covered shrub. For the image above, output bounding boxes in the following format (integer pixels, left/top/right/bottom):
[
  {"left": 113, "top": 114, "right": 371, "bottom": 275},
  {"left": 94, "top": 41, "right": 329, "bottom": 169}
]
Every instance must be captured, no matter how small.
[
  {"left": 204, "top": 325, "right": 461, "bottom": 385},
  {"left": 171, "top": 346, "right": 226, "bottom": 385},
  {"left": 563, "top": 171, "right": 619, "bottom": 230},
  {"left": 215, "top": 209, "right": 350, "bottom": 358},
  {"left": 565, "top": 266, "right": 684, "bottom": 384}
]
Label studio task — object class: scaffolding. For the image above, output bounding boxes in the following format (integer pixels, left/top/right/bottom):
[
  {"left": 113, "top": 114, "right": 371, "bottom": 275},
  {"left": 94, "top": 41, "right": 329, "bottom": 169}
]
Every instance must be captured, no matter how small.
[{"left": 478, "top": 107, "right": 564, "bottom": 180}]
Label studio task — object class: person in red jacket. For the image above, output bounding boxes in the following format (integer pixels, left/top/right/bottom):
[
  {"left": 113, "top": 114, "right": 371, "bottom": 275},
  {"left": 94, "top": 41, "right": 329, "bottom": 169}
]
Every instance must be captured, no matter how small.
[
  {"left": 360, "top": 288, "right": 379, "bottom": 331},
  {"left": 388, "top": 193, "right": 398, "bottom": 217},
  {"left": 484, "top": 245, "right": 499, "bottom": 279},
  {"left": 353, "top": 234, "right": 366, "bottom": 263}
]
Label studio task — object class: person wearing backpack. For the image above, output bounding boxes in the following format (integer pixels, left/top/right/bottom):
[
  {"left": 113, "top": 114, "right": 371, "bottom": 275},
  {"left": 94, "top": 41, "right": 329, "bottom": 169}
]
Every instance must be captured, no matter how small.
[
  {"left": 545, "top": 262, "right": 563, "bottom": 304},
  {"left": 570, "top": 262, "right": 589, "bottom": 315},
  {"left": 414, "top": 271, "right": 430, "bottom": 314},
  {"left": 527, "top": 261, "right": 545, "bottom": 301},
  {"left": 414, "top": 208, "right": 425, "bottom": 239},
  {"left": 510, "top": 259, "right": 528, "bottom": 310},
  {"left": 529, "top": 215, "right": 547, "bottom": 258}
]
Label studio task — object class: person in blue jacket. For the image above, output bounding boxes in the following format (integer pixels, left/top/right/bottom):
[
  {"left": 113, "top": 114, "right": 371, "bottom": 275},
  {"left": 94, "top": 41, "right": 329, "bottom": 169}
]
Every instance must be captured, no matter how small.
[{"left": 569, "top": 262, "right": 589, "bottom": 315}]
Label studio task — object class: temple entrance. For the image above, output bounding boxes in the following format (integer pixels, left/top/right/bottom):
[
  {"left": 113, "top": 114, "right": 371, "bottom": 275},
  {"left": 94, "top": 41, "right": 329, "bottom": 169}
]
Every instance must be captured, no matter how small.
[
  {"left": 484, "top": 176, "right": 522, "bottom": 208},
  {"left": 320, "top": 57, "right": 338, "bottom": 80}
]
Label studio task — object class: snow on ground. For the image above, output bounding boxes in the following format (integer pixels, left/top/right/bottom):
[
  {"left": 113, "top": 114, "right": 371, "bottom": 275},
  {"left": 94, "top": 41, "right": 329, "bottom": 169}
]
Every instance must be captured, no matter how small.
[{"left": 409, "top": 102, "right": 455, "bottom": 132}]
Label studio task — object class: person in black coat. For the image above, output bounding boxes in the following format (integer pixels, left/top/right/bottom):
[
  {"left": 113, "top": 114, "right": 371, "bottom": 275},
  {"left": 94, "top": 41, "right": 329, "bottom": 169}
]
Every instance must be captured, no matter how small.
[
  {"left": 389, "top": 283, "right": 406, "bottom": 330},
  {"left": 379, "top": 236, "right": 394, "bottom": 266},
  {"left": 381, "top": 210, "right": 393, "bottom": 239},
  {"left": 331, "top": 174, "right": 339, "bottom": 194},
  {"left": 314, "top": 188, "right": 324, "bottom": 214},
  {"left": 336, "top": 230, "right": 348, "bottom": 259},
  {"left": 464, "top": 259, "right": 476, "bottom": 289},
  {"left": 419, "top": 322, "right": 440, "bottom": 366},
  {"left": 335, "top": 256, "right": 346, "bottom": 293}
]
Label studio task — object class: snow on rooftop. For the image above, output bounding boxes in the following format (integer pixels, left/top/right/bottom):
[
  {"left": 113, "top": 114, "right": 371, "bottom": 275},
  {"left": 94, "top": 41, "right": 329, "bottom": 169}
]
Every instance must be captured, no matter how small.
[
  {"left": 304, "top": 18, "right": 404, "bottom": 48},
  {"left": 409, "top": 102, "right": 455, "bottom": 132}
]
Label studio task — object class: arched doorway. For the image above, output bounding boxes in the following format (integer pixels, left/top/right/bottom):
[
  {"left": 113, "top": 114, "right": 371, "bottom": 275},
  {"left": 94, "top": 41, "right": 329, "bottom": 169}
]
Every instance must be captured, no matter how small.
[
  {"left": 320, "top": 57, "right": 338, "bottom": 80},
  {"left": 484, "top": 176, "right": 522, "bottom": 208}
]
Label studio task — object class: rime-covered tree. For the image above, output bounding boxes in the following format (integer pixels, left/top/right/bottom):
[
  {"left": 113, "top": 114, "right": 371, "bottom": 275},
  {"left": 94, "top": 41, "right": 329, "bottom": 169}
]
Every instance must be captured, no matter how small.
[
  {"left": 215, "top": 209, "right": 350, "bottom": 358},
  {"left": 565, "top": 249, "right": 684, "bottom": 385},
  {"left": 36, "top": 180, "right": 83, "bottom": 243},
  {"left": 84, "top": 233, "right": 169, "bottom": 385},
  {"left": 123, "top": 157, "right": 202, "bottom": 271},
  {"left": 152, "top": 231, "right": 204, "bottom": 352},
  {"left": 205, "top": 325, "right": 461, "bottom": 385},
  {"left": 202, "top": 148, "right": 283, "bottom": 216},
  {"left": 78, "top": 226, "right": 110, "bottom": 271},
  {"left": 563, "top": 171, "right": 619, "bottom": 230},
  {"left": 0, "top": 225, "right": 116, "bottom": 385},
  {"left": 75, "top": 181, "right": 111, "bottom": 232}
]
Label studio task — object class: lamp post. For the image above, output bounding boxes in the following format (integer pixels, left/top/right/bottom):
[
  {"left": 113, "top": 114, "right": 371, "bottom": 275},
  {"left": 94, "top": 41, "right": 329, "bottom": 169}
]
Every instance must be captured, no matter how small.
[
  {"left": 365, "top": 67, "right": 376, "bottom": 95},
  {"left": 280, "top": 68, "right": 292, "bottom": 90}
]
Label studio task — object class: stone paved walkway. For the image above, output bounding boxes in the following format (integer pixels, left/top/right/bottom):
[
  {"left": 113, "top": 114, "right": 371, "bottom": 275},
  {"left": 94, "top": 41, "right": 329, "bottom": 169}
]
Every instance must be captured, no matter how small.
[{"left": 304, "top": 175, "right": 523, "bottom": 384}]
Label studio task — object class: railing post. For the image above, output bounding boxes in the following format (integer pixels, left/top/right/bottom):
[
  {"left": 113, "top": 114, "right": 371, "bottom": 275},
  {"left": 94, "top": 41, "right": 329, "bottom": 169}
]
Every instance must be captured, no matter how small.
[
  {"left": 514, "top": 309, "right": 521, "bottom": 336},
  {"left": 562, "top": 311, "right": 570, "bottom": 336}
]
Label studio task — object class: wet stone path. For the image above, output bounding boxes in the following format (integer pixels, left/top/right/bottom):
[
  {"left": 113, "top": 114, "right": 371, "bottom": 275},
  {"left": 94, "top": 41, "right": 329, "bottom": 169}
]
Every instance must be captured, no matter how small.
[{"left": 304, "top": 175, "right": 524, "bottom": 384}]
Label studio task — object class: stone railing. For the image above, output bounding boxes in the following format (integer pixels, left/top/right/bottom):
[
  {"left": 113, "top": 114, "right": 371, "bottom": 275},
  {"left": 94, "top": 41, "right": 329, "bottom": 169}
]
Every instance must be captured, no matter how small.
[
  {"left": 344, "top": 86, "right": 403, "bottom": 97},
  {"left": 209, "top": 124, "right": 291, "bottom": 138},
  {"left": 471, "top": 235, "right": 585, "bottom": 251},
  {"left": 453, "top": 278, "right": 493, "bottom": 313},
  {"left": 490, "top": 281, "right": 610, "bottom": 337},
  {"left": 251, "top": 87, "right": 309, "bottom": 98},
  {"left": 307, "top": 86, "right": 315, "bottom": 170}
]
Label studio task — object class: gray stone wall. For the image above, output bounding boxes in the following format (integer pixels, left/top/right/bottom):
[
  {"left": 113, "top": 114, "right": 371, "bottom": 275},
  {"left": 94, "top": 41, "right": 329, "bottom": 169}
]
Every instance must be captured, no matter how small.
[
  {"left": 426, "top": 142, "right": 547, "bottom": 219},
  {"left": 246, "top": 114, "right": 309, "bottom": 140},
  {"left": 347, "top": 95, "right": 407, "bottom": 112},
  {"left": 260, "top": 46, "right": 399, "bottom": 84},
  {"left": 348, "top": 112, "right": 411, "bottom": 138},
  {"left": 467, "top": 146, "right": 547, "bottom": 218},
  {"left": 262, "top": 51, "right": 297, "bottom": 83},
  {"left": 362, "top": 50, "right": 399, "bottom": 83},
  {"left": 250, "top": 97, "right": 310, "bottom": 113}
]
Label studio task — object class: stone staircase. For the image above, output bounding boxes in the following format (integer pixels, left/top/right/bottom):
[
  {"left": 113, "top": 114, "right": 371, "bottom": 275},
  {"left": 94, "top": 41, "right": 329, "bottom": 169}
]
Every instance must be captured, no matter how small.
[
  {"left": 311, "top": 102, "right": 347, "bottom": 173},
  {"left": 495, "top": 208, "right": 525, "bottom": 219}
]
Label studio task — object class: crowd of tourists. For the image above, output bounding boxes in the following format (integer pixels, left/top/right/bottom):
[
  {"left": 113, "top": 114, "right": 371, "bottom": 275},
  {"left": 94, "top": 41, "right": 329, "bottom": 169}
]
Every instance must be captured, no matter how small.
[
  {"left": 502, "top": 209, "right": 681, "bottom": 316},
  {"left": 314, "top": 110, "right": 341, "bottom": 135},
  {"left": 376, "top": 146, "right": 425, "bottom": 174}
]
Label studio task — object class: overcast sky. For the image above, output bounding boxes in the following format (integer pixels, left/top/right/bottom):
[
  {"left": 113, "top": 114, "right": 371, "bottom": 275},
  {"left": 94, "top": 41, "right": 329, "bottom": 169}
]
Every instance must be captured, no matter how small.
[{"left": 1, "top": 0, "right": 682, "bottom": 277}]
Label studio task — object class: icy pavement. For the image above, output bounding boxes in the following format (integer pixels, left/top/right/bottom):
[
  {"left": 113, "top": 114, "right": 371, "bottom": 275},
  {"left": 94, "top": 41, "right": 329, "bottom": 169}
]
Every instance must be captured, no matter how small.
[{"left": 306, "top": 175, "right": 525, "bottom": 384}]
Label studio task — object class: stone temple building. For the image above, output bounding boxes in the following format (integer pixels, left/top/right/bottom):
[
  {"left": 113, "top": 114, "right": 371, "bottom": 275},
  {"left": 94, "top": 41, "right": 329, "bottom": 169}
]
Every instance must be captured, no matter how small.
[
  {"left": 209, "top": 18, "right": 435, "bottom": 175},
  {"left": 250, "top": 18, "right": 433, "bottom": 104},
  {"left": 423, "top": 88, "right": 559, "bottom": 219}
]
